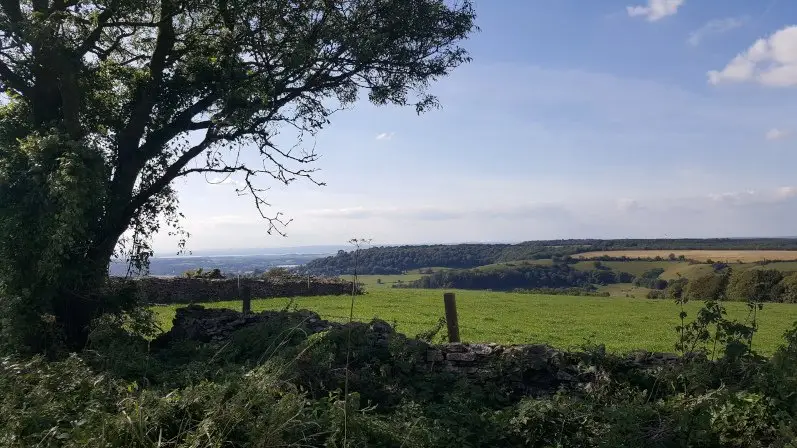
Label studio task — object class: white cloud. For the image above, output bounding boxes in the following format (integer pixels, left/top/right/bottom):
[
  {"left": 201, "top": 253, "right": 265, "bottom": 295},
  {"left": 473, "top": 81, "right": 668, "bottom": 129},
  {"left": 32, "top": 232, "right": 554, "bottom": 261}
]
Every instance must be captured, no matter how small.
[
  {"left": 375, "top": 132, "right": 395, "bottom": 140},
  {"left": 775, "top": 186, "right": 797, "bottom": 199},
  {"left": 616, "top": 198, "right": 643, "bottom": 212},
  {"left": 305, "top": 204, "right": 571, "bottom": 221},
  {"left": 201, "top": 214, "right": 261, "bottom": 226},
  {"left": 765, "top": 128, "right": 790, "bottom": 140},
  {"left": 707, "top": 190, "right": 756, "bottom": 204},
  {"left": 708, "top": 25, "right": 797, "bottom": 86},
  {"left": 706, "top": 186, "right": 797, "bottom": 205},
  {"left": 209, "top": 176, "right": 244, "bottom": 188},
  {"left": 627, "top": 0, "right": 685, "bottom": 22},
  {"left": 688, "top": 17, "right": 746, "bottom": 46}
]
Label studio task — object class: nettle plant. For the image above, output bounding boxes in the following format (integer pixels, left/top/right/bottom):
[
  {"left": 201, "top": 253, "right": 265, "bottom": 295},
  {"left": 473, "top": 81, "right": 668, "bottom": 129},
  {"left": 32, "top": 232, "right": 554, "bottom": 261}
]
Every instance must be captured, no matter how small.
[{"left": 675, "top": 270, "right": 764, "bottom": 361}]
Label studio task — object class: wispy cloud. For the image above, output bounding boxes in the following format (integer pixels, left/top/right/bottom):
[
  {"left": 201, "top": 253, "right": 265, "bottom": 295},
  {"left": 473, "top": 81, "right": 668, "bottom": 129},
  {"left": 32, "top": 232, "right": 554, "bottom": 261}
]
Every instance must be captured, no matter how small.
[
  {"left": 775, "top": 186, "right": 797, "bottom": 200},
  {"left": 305, "top": 204, "right": 572, "bottom": 221},
  {"left": 765, "top": 128, "right": 790, "bottom": 141},
  {"left": 198, "top": 214, "right": 261, "bottom": 226},
  {"left": 708, "top": 25, "right": 797, "bottom": 86},
  {"left": 209, "top": 176, "right": 244, "bottom": 188},
  {"left": 627, "top": 0, "right": 685, "bottom": 22},
  {"left": 706, "top": 186, "right": 797, "bottom": 205},
  {"left": 375, "top": 132, "right": 395, "bottom": 140},
  {"left": 688, "top": 17, "right": 746, "bottom": 46},
  {"left": 616, "top": 198, "right": 643, "bottom": 212}
]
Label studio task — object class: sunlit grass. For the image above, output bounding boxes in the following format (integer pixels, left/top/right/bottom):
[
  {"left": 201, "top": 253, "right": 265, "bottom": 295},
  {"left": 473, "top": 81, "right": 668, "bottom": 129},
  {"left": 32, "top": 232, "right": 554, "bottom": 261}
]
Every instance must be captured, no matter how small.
[{"left": 152, "top": 288, "right": 797, "bottom": 355}]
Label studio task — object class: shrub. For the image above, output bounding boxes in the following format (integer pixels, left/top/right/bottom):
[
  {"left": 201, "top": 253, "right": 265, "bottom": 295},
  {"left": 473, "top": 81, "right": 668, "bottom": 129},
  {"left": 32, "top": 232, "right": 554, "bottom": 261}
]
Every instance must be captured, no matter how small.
[
  {"left": 647, "top": 290, "right": 665, "bottom": 299},
  {"left": 4, "top": 305, "right": 797, "bottom": 448},
  {"left": 778, "top": 272, "right": 797, "bottom": 303},
  {"left": 183, "top": 267, "right": 225, "bottom": 279}
]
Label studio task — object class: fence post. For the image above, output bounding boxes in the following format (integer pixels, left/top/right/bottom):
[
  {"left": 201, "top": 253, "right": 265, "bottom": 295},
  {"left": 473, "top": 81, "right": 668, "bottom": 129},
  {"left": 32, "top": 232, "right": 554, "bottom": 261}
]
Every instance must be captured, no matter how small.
[
  {"left": 241, "top": 283, "right": 252, "bottom": 314},
  {"left": 443, "top": 292, "right": 460, "bottom": 343}
]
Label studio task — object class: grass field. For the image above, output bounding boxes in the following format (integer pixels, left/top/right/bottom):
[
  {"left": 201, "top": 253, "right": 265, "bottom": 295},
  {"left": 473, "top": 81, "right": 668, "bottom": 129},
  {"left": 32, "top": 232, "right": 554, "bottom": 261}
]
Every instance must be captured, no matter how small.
[
  {"left": 576, "top": 250, "right": 797, "bottom": 262},
  {"left": 152, "top": 289, "right": 797, "bottom": 355},
  {"left": 475, "top": 259, "right": 554, "bottom": 271},
  {"left": 573, "top": 260, "right": 687, "bottom": 276},
  {"left": 595, "top": 283, "right": 652, "bottom": 298},
  {"left": 350, "top": 274, "right": 424, "bottom": 289}
]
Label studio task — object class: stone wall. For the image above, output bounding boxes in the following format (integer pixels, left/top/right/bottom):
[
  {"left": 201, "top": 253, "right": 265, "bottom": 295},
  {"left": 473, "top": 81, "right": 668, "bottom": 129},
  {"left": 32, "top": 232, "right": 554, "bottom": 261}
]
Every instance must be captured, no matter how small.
[
  {"left": 119, "top": 277, "right": 355, "bottom": 304},
  {"left": 155, "top": 305, "right": 686, "bottom": 396},
  {"left": 154, "top": 304, "right": 344, "bottom": 344}
]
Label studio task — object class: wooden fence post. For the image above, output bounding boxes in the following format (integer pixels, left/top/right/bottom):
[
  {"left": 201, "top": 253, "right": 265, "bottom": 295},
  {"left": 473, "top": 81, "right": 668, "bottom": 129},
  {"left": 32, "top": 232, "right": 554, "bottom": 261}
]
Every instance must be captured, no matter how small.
[
  {"left": 241, "top": 283, "right": 252, "bottom": 314},
  {"left": 443, "top": 292, "right": 460, "bottom": 343}
]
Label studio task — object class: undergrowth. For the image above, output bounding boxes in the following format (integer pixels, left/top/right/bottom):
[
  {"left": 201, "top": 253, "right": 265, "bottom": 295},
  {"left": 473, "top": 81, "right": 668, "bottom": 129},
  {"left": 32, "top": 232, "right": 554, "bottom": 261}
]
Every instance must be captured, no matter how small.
[{"left": 2, "top": 304, "right": 797, "bottom": 447}]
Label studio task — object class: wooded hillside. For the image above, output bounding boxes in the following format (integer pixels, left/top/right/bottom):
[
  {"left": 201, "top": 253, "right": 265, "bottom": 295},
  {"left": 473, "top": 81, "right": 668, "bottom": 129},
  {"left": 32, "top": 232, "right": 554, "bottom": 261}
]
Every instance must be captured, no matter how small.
[{"left": 300, "top": 238, "right": 797, "bottom": 275}]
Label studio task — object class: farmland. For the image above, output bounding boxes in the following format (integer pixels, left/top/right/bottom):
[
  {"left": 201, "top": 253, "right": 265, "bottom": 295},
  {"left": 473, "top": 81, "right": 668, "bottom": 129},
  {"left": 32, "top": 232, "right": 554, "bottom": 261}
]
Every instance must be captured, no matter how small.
[
  {"left": 575, "top": 249, "right": 797, "bottom": 262},
  {"left": 152, "top": 288, "right": 797, "bottom": 354}
]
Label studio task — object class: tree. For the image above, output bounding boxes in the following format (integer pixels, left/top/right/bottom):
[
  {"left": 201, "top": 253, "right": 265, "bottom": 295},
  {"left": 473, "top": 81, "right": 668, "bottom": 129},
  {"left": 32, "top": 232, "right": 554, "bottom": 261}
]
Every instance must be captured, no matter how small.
[
  {"left": 726, "top": 269, "right": 783, "bottom": 303},
  {"left": 780, "top": 273, "right": 797, "bottom": 303},
  {"left": 0, "top": 0, "right": 476, "bottom": 353},
  {"left": 685, "top": 272, "right": 730, "bottom": 302},
  {"left": 665, "top": 277, "right": 689, "bottom": 300}
]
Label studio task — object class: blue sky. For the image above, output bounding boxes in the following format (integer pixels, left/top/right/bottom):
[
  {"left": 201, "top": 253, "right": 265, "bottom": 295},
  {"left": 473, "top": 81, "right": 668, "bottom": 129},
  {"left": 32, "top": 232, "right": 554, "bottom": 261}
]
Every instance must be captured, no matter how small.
[{"left": 154, "top": 0, "right": 797, "bottom": 253}]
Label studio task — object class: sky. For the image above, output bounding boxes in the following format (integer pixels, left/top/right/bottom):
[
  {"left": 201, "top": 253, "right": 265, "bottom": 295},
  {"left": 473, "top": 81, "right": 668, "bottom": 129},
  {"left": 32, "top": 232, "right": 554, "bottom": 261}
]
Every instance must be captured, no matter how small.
[{"left": 154, "top": 0, "right": 797, "bottom": 254}]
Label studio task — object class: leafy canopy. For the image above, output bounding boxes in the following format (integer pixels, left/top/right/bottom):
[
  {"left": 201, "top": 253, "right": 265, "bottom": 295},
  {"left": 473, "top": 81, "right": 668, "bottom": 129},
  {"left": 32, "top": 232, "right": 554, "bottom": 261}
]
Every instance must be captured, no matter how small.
[{"left": 0, "top": 0, "right": 476, "bottom": 352}]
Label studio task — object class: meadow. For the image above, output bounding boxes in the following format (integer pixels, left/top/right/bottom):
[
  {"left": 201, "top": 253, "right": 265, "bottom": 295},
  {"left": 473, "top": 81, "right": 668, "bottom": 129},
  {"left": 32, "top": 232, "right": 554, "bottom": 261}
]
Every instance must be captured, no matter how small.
[
  {"left": 575, "top": 249, "right": 797, "bottom": 262},
  {"left": 352, "top": 273, "right": 424, "bottom": 289},
  {"left": 153, "top": 288, "right": 797, "bottom": 355}
]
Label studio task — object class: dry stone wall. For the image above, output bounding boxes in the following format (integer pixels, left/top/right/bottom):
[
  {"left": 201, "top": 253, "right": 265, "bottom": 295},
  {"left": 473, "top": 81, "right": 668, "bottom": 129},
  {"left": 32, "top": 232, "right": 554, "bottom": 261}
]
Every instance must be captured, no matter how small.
[
  {"left": 154, "top": 305, "right": 687, "bottom": 396},
  {"left": 117, "top": 277, "right": 355, "bottom": 304}
]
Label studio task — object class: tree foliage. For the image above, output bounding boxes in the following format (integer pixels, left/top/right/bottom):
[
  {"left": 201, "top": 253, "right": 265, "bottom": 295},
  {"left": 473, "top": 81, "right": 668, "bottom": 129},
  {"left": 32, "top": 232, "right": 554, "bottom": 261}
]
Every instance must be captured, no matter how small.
[
  {"left": 302, "top": 239, "right": 797, "bottom": 276},
  {"left": 779, "top": 272, "right": 797, "bottom": 303},
  {"left": 401, "top": 264, "right": 635, "bottom": 291},
  {"left": 727, "top": 269, "right": 784, "bottom": 303},
  {"left": 0, "top": 0, "right": 476, "bottom": 352}
]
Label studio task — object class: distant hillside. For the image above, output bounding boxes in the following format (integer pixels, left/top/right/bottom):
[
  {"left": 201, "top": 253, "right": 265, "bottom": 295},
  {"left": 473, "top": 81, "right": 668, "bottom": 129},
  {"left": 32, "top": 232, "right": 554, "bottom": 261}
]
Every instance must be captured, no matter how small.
[
  {"left": 299, "top": 238, "right": 797, "bottom": 275},
  {"left": 110, "top": 253, "right": 329, "bottom": 277}
]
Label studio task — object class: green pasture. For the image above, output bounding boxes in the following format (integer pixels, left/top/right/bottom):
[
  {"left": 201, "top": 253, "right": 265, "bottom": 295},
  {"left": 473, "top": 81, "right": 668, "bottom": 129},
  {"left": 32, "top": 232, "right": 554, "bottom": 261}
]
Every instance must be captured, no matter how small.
[
  {"left": 595, "top": 283, "right": 652, "bottom": 298},
  {"left": 349, "top": 274, "right": 424, "bottom": 289},
  {"left": 573, "top": 260, "right": 797, "bottom": 281},
  {"left": 474, "top": 259, "right": 554, "bottom": 271},
  {"left": 153, "top": 289, "right": 797, "bottom": 355}
]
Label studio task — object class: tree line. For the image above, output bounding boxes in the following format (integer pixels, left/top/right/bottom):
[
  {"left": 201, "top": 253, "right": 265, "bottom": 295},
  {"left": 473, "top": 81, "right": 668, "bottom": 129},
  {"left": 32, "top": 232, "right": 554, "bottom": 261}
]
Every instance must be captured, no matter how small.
[
  {"left": 301, "top": 239, "right": 797, "bottom": 275},
  {"left": 396, "top": 264, "right": 635, "bottom": 291},
  {"left": 649, "top": 268, "right": 797, "bottom": 303}
]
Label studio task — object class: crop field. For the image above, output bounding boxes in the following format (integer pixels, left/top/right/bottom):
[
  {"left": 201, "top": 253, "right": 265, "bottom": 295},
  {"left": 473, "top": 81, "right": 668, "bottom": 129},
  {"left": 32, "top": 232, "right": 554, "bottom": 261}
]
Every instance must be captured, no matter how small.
[
  {"left": 153, "top": 289, "right": 797, "bottom": 355},
  {"left": 575, "top": 250, "right": 797, "bottom": 262}
]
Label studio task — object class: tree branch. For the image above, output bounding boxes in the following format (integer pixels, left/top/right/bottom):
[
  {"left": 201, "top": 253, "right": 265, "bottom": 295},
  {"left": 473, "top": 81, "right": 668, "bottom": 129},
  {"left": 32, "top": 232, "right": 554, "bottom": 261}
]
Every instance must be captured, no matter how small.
[
  {"left": 31, "top": 0, "right": 48, "bottom": 13},
  {"left": 0, "top": 0, "right": 23, "bottom": 24},
  {"left": 92, "top": 29, "right": 135, "bottom": 62},
  {"left": 109, "top": 0, "right": 177, "bottom": 214},
  {"left": 0, "top": 58, "right": 29, "bottom": 94},
  {"left": 137, "top": 93, "right": 219, "bottom": 159},
  {"left": 123, "top": 132, "right": 218, "bottom": 225},
  {"left": 117, "top": 0, "right": 176, "bottom": 156},
  {"left": 74, "top": 3, "right": 119, "bottom": 57}
]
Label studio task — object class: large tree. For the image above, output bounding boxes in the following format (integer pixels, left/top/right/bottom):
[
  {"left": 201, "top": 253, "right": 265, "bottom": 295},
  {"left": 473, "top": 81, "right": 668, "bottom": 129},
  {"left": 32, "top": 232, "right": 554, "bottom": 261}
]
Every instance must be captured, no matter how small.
[{"left": 0, "top": 0, "right": 475, "bottom": 352}]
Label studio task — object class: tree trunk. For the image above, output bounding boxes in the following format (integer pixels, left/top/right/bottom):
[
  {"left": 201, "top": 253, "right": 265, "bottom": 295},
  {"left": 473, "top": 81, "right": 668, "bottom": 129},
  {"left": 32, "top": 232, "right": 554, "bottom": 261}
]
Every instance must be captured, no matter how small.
[{"left": 51, "top": 225, "right": 127, "bottom": 352}]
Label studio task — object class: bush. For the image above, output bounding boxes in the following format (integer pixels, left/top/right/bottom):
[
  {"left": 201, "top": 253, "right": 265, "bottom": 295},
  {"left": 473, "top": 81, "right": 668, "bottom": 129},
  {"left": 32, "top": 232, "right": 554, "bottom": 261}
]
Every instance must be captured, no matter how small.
[
  {"left": 647, "top": 290, "right": 665, "bottom": 299},
  {"left": 780, "top": 273, "right": 797, "bottom": 303},
  {"left": 4, "top": 307, "right": 797, "bottom": 448},
  {"left": 633, "top": 268, "right": 668, "bottom": 289},
  {"left": 184, "top": 267, "right": 225, "bottom": 279}
]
